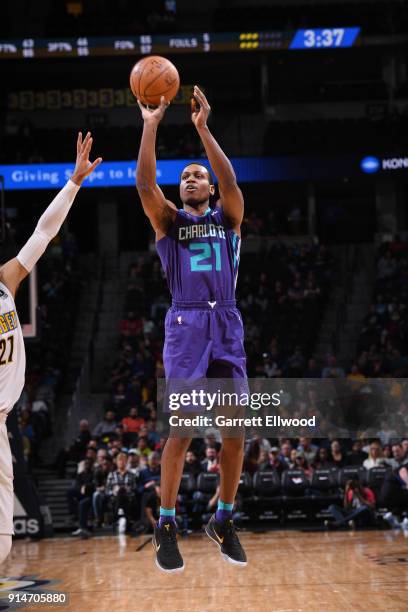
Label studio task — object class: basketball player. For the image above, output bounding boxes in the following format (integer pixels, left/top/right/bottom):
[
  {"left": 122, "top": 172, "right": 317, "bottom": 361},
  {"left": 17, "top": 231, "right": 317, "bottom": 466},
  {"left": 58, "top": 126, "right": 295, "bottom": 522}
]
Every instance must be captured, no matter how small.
[
  {"left": 136, "top": 86, "right": 247, "bottom": 572},
  {"left": 0, "top": 132, "right": 101, "bottom": 564}
]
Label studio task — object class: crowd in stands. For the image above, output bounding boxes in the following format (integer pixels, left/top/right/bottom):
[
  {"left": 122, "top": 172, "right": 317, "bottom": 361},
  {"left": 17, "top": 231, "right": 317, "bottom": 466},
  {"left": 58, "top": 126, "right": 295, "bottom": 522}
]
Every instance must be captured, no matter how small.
[
  {"left": 64, "top": 413, "right": 408, "bottom": 535},
  {"left": 59, "top": 234, "right": 408, "bottom": 534},
  {"left": 352, "top": 236, "right": 408, "bottom": 379}
]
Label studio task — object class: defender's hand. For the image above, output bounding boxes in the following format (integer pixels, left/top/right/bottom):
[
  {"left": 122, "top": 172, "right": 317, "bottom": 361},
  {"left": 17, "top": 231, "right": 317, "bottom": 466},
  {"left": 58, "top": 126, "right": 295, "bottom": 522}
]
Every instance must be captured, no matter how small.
[
  {"left": 71, "top": 132, "right": 102, "bottom": 186},
  {"left": 191, "top": 85, "right": 211, "bottom": 129},
  {"left": 137, "top": 96, "right": 169, "bottom": 125}
]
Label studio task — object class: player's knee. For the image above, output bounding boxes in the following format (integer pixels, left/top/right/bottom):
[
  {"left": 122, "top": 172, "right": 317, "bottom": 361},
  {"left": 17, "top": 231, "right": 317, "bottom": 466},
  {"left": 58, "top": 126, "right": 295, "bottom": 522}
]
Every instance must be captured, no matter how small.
[{"left": 0, "top": 535, "right": 12, "bottom": 564}]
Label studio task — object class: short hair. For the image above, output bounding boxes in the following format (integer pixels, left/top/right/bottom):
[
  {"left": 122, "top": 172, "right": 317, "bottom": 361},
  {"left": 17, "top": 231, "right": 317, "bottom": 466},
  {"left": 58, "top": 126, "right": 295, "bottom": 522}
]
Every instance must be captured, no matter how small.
[{"left": 180, "top": 163, "right": 214, "bottom": 185}]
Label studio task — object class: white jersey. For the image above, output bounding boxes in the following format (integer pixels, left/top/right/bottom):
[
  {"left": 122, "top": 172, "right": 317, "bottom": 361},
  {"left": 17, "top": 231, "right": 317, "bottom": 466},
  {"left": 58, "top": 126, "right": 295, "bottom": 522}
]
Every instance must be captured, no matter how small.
[{"left": 0, "top": 281, "right": 25, "bottom": 415}]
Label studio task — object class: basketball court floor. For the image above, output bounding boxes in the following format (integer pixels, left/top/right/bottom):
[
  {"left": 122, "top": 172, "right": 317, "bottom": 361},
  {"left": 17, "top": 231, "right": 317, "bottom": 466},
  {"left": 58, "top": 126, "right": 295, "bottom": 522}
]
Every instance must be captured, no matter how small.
[{"left": 1, "top": 530, "right": 408, "bottom": 611}]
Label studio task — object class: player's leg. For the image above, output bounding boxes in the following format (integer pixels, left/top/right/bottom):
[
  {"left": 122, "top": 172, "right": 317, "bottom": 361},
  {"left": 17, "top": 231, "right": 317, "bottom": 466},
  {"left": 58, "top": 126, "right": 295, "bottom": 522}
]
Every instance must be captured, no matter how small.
[
  {"left": 153, "top": 437, "right": 193, "bottom": 573},
  {"left": 204, "top": 308, "right": 248, "bottom": 565},
  {"left": 205, "top": 435, "right": 247, "bottom": 566},
  {"left": 218, "top": 436, "right": 245, "bottom": 512},
  {"left": 159, "top": 437, "right": 192, "bottom": 524},
  {"left": 157, "top": 307, "right": 211, "bottom": 572},
  {"left": 0, "top": 535, "right": 12, "bottom": 564},
  {"left": 0, "top": 424, "right": 14, "bottom": 565}
]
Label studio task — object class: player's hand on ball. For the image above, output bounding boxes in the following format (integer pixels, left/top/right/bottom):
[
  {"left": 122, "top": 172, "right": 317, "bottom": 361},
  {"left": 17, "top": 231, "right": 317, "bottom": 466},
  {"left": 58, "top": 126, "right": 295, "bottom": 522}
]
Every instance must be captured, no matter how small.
[
  {"left": 191, "top": 85, "right": 211, "bottom": 129},
  {"left": 137, "top": 96, "right": 169, "bottom": 125},
  {"left": 71, "top": 132, "right": 102, "bottom": 186}
]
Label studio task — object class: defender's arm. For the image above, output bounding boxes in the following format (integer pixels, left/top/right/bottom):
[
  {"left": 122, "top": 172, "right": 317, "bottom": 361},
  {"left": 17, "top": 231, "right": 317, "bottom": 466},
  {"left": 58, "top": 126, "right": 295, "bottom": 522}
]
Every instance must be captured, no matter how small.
[{"left": 0, "top": 132, "right": 101, "bottom": 297}]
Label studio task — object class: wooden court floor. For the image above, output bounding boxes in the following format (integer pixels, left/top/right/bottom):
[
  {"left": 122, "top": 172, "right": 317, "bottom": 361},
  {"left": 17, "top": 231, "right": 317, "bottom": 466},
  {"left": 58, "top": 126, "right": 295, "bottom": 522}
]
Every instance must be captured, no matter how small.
[{"left": 1, "top": 529, "right": 408, "bottom": 612}]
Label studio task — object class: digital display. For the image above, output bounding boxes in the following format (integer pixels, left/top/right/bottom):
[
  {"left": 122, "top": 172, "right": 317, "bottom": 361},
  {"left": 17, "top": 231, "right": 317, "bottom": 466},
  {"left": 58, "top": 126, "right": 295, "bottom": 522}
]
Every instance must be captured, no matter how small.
[
  {"left": 0, "top": 153, "right": 400, "bottom": 191},
  {"left": 0, "top": 28, "right": 360, "bottom": 60},
  {"left": 290, "top": 27, "right": 360, "bottom": 50}
]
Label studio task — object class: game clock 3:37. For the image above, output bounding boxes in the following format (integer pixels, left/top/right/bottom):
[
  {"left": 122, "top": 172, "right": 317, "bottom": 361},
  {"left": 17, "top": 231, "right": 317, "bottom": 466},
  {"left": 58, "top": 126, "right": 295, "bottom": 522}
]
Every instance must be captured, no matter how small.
[{"left": 290, "top": 27, "right": 361, "bottom": 50}]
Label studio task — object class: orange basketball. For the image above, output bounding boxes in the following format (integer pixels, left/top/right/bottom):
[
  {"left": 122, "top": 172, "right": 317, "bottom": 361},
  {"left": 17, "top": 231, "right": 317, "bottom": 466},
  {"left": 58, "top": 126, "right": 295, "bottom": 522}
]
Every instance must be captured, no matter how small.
[{"left": 129, "top": 55, "right": 180, "bottom": 106}]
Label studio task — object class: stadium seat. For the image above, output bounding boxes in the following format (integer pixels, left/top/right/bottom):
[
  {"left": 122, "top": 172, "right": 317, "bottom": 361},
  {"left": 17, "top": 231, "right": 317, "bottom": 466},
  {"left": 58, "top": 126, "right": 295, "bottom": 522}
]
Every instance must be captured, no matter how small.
[
  {"left": 237, "top": 471, "right": 253, "bottom": 495},
  {"left": 196, "top": 472, "right": 219, "bottom": 494},
  {"left": 281, "top": 469, "right": 309, "bottom": 497},
  {"left": 310, "top": 469, "right": 339, "bottom": 493},
  {"left": 179, "top": 473, "right": 196, "bottom": 494},
  {"left": 253, "top": 470, "right": 281, "bottom": 497},
  {"left": 366, "top": 466, "right": 391, "bottom": 497},
  {"left": 338, "top": 466, "right": 366, "bottom": 487}
]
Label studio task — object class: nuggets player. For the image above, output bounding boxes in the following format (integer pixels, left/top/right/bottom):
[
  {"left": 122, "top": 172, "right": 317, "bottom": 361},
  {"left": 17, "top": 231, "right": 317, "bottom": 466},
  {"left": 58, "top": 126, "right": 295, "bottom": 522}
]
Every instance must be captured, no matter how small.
[
  {"left": 0, "top": 133, "right": 101, "bottom": 565},
  {"left": 136, "top": 86, "right": 247, "bottom": 572}
]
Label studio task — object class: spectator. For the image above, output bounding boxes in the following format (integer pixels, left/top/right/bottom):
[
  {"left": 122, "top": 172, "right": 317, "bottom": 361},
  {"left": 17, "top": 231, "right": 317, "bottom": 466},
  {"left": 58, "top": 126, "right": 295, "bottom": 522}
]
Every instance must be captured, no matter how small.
[
  {"left": 69, "top": 458, "right": 95, "bottom": 535},
  {"left": 381, "top": 466, "right": 408, "bottom": 530},
  {"left": 183, "top": 450, "right": 201, "bottom": 476},
  {"left": 257, "top": 449, "right": 270, "bottom": 470},
  {"left": 326, "top": 479, "right": 376, "bottom": 529},
  {"left": 145, "top": 420, "right": 160, "bottom": 448},
  {"left": 292, "top": 451, "right": 313, "bottom": 478},
  {"left": 127, "top": 450, "right": 142, "bottom": 476},
  {"left": 297, "top": 437, "right": 318, "bottom": 465},
  {"left": 346, "top": 440, "right": 368, "bottom": 466},
  {"left": 138, "top": 452, "right": 161, "bottom": 496},
  {"left": 106, "top": 452, "right": 136, "bottom": 533},
  {"left": 77, "top": 447, "right": 97, "bottom": 474},
  {"left": 122, "top": 406, "right": 145, "bottom": 445},
  {"left": 280, "top": 441, "right": 293, "bottom": 465},
  {"left": 363, "top": 441, "right": 387, "bottom": 470},
  {"left": 93, "top": 456, "right": 113, "bottom": 528},
  {"left": 321, "top": 355, "right": 345, "bottom": 378},
  {"left": 135, "top": 436, "right": 152, "bottom": 458},
  {"left": 201, "top": 446, "right": 219, "bottom": 473},
  {"left": 262, "top": 448, "right": 288, "bottom": 476},
  {"left": 330, "top": 440, "right": 347, "bottom": 469},
  {"left": 92, "top": 410, "right": 117, "bottom": 441},
  {"left": 347, "top": 364, "right": 365, "bottom": 381},
  {"left": 312, "top": 447, "right": 334, "bottom": 470},
  {"left": 112, "top": 382, "right": 127, "bottom": 414},
  {"left": 387, "top": 443, "right": 408, "bottom": 470}
]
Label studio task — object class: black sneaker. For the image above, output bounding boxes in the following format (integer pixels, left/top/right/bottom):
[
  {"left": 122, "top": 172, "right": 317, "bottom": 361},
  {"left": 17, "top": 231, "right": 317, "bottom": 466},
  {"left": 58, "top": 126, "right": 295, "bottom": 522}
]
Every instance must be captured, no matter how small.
[
  {"left": 153, "top": 521, "right": 185, "bottom": 573},
  {"left": 205, "top": 515, "right": 247, "bottom": 566}
]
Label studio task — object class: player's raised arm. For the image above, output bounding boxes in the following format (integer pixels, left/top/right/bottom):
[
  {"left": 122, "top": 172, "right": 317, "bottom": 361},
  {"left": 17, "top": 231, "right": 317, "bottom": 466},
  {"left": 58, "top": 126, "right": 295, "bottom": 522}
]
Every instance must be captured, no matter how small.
[
  {"left": 136, "top": 97, "right": 177, "bottom": 237},
  {"left": 0, "top": 132, "right": 102, "bottom": 298},
  {"left": 191, "top": 85, "right": 244, "bottom": 231}
]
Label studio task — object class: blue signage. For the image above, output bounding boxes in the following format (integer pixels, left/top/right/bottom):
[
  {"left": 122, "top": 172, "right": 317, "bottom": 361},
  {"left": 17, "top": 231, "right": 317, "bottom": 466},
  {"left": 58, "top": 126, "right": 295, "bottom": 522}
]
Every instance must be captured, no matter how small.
[
  {"left": 0, "top": 153, "right": 406, "bottom": 191},
  {"left": 361, "top": 156, "right": 380, "bottom": 174}
]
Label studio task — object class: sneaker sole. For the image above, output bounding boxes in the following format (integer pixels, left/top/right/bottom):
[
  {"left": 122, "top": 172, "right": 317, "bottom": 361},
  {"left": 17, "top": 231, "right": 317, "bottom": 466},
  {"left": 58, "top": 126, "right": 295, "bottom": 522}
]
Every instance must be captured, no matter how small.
[
  {"left": 204, "top": 524, "right": 247, "bottom": 567},
  {"left": 154, "top": 558, "right": 185, "bottom": 573},
  {"left": 152, "top": 537, "right": 185, "bottom": 573}
]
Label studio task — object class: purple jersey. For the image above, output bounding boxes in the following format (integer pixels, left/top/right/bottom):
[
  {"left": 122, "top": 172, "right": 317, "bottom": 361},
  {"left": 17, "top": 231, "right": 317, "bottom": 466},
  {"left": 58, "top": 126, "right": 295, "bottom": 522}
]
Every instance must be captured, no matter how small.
[{"left": 156, "top": 207, "right": 240, "bottom": 302}]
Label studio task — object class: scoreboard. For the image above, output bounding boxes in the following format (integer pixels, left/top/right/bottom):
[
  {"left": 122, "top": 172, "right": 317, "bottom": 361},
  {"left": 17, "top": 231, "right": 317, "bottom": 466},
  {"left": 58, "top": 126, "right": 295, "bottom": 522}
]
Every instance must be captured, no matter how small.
[{"left": 0, "top": 28, "right": 361, "bottom": 59}]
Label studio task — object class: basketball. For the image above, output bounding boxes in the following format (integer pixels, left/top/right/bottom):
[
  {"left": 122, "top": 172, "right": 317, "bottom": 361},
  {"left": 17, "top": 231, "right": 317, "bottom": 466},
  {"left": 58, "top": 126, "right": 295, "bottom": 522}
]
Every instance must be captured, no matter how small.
[{"left": 129, "top": 55, "right": 180, "bottom": 106}]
